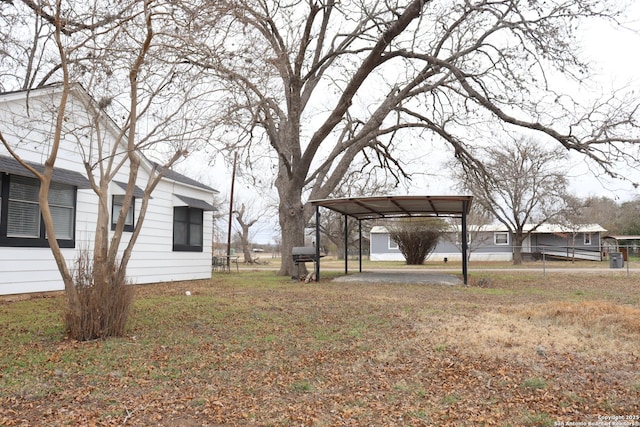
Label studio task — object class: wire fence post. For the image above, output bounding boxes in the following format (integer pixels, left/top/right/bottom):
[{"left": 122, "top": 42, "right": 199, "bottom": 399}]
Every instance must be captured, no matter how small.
[{"left": 626, "top": 245, "right": 630, "bottom": 277}]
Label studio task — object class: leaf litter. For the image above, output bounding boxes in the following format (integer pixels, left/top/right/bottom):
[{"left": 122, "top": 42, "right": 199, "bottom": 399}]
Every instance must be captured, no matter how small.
[{"left": 0, "top": 272, "right": 639, "bottom": 426}]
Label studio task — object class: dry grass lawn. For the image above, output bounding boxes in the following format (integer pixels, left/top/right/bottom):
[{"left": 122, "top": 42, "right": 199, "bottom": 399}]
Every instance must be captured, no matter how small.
[{"left": 1, "top": 270, "right": 639, "bottom": 426}]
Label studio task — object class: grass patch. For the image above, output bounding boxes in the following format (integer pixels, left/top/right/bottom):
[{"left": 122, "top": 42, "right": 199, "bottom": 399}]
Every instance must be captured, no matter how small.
[
  {"left": 442, "top": 393, "right": 461, "bottom": 405},
  {"left": 1, "top": 271, "right": 639, "bottom": 425},
  {"left": 291, "top": 379, "right": 313, "bottom": 393},
  {"left": 434, "top": 343, "right": 447, "bottom": 352},
  {"left": 522, "top": 377, "right": 548, "bottom": 390}
]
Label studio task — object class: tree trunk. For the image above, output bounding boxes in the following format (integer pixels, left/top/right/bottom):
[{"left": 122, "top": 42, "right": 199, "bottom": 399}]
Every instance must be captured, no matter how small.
[
  {"left": 240, "top": 230, "right": 252, "bottom": 263},
  {"left": 276, "top": 185, "right": 307, "bottom": 277},
  {"left": 513, "top": 234, "right": 524, "bottom": 265}
]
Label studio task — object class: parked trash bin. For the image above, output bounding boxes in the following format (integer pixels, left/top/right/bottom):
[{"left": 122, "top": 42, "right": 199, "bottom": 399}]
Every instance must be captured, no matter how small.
[{"left": 610, "top": 252, "right": 624, "bottom": 268}]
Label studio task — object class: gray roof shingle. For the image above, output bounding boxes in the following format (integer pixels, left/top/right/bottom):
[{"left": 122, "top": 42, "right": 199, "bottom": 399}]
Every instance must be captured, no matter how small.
[{"left": 0, "top": 155, "right": 91, "bottom": 188}]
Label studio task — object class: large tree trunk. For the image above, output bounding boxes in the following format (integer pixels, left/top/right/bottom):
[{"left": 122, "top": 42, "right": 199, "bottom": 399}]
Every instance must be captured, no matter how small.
[
  {"left": 513, "top": 233, "right": 525, "bottom": 265},
  {"left": 240, "top": 229, "right": 253, "bottom": 263},
  {"left": 276, "top": 181, "right": 307, "bottom": 277}
]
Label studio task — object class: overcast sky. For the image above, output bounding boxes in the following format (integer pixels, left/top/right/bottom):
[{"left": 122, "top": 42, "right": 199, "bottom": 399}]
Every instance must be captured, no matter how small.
[{"left": 178, "top": 4, "right": 640, "bottom": 245}]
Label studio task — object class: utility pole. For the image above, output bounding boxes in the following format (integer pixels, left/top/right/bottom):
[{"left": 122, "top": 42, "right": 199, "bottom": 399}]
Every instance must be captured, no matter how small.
[{"left": 226, "top": 152, "right": 237, "bottom": 270}]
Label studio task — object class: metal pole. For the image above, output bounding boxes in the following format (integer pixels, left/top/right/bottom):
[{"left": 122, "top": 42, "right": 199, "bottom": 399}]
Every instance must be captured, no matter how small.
[
  {"left": 542, "top": 248, "right": 546, "bottom": 277},
  {"left": 315, "top": 205, "right": 321, "bottom": 282},
  {"left": 344, "top": 214, "right": 348, "bottom": 275},
  {"left": 226, "top": 151, "right": 237, "bottom": 271},
  {"left": 461, "top": 200, "right": 468, "bottom": 285},
  {"left": 359, "top": 220, "right": 363, "bottom": 273},
  {"left": 626, "top": 244, "right": 630, "bottom": 277}
]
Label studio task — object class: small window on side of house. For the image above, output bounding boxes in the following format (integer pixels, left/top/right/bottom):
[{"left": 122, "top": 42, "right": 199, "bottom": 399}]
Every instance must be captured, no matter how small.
[
  {"left": 388, "top": 235, "right": 398, "bottom": 250},
  {"left": 111, "top": 195, "right": 135, "bottom": 232},
  {"left": 584, "top": 233, "right": 592, "bottom": 245},
  {"left": 494, "top": 232, "right": 509, "bottom": 245},
  {"left": 173, "top": 206, "right": 203, "bottom": 252}
]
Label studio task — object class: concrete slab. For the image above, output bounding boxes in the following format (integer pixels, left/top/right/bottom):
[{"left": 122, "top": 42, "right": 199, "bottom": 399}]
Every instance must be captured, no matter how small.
[{"left": 331, "top": 271, "right": 462, "bottom": 286}]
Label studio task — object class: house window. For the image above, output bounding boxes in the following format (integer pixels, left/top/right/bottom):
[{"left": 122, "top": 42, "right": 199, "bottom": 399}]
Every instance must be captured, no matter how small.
[
  {"left": 0, "top": 173, "right": 76, "bottom": 247},
  {"left": 111, "top": 195, "right": 134, "bottom": 232},
  {"left": 584, "top": 233, "right": 592, "bottom": 245},
  {"left": 456, "top": 232, "right": 472, "bottom": 245},
  {"left": 173, "top": 206, "right": 203, "bottom": 252},
  {"left": 494, "top": 231, "right": 509, "bottom": 245},
  {"left": 388, "top": 235, "right": 398, "bottom": 250}
]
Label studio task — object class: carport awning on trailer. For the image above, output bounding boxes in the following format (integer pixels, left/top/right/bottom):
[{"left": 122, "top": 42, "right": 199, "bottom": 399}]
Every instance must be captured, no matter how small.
[
  {"left": 310, "top": 195, "right": 473, "bottom": 219},
  {"left": 603, "top": 235, "right": 640, "bottom": 241}
]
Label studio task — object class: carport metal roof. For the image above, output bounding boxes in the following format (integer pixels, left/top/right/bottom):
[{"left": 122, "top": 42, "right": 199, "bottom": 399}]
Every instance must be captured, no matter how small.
[
  {"left": 310, "top": 195, "right": 473, "bottom": 220},
  {"left": 309, "top": 195, "right": 473, "bottom": 284}
]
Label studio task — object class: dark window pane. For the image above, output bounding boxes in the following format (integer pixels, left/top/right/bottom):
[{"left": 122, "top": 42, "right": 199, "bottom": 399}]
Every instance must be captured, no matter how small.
[
  {"left": 189, "top": 223, "right": 202, "bottom": 246},
  {"left": 7, "top": 200, "right": 39, "bottom": 237},
  {"left": 174, "top": 207, "right": 188, "bottom": 221},
  {"left": 173, "top": 221, "right": 188, "bottom": 245}
]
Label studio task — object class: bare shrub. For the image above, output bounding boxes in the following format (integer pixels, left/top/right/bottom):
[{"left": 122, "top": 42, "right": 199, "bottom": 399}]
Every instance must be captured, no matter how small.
[
  {"left": 473, "top": 277, "right": 493, "bottom": 288},
  {"left": 65, "top": 250, "right": 134, "bottom": 341},
  {"left": 386, "top": 218, "right": 446, "bottom": 265}
]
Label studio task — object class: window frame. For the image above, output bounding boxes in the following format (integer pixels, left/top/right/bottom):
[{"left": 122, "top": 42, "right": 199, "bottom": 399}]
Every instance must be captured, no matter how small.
[
  {"left": 584, "top": 232, "right": 592, "bottom": 245},
  {"left": 388, "top": 234, "right": 399, "bottom": 250},
  {"left": 494, "top": 231, "right": 509, "bottom": 246},
  {"left": 111, "top": 194, "right": 135, "bottom": 232},
  {"left": 172, "top": 206, "right": 204, "bottom": 252},
  {"left": 0, "top": 173, "right": 76, "bottom": 248}
]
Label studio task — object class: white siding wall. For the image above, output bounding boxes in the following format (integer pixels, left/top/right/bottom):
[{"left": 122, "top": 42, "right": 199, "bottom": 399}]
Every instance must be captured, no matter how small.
[
  {"left": 0, "top": 87, "right": 214, "bottom": 295},
  {"left": 115, "top": 177, "right": 213, "bottom": 285}
]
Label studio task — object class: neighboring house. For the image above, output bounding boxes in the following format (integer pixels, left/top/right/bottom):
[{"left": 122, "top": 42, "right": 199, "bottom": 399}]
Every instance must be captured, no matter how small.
[
  {"left": 0, "top": 85, "right": 217, "bottom": 295},
  {"left": 370, "top": 223, "right": 607, "bottom": 262}
]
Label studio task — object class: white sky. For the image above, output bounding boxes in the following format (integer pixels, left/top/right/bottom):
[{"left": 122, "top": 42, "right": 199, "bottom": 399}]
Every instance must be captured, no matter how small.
[
  {"left": 566, "top": 2, "right": 640, "bottom": 201},
  {"left": 178, "top": 4, "right": 640, "bottom": 244}
]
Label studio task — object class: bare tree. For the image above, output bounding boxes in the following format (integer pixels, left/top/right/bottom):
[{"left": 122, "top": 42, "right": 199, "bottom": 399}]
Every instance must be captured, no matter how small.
[
  {"left": 0, "top": 0, "right": 220, "bottom": 339},
  {"left": 315, "top": 167, "right": 397, "bottom": 259},
  {"left": 617, "top": 199, "right": 640, "bottom": 235},
  {"left": 556, "top": 195, "right": 593, "bottom": 262},
  {"left": 579, "top": 196, "right": 640, "bottom": 236},
  {"left": 580, "top": 196, "right": 621, "bottom": 233},
  {"left": 187, "top": 0, "right": 640, "bottom": 276},
  {"left": 452, "top": 137, "right": 571, "bottom": 264},
  {"left": 233, "top": 202, "right": 260, "bottom": 263}
]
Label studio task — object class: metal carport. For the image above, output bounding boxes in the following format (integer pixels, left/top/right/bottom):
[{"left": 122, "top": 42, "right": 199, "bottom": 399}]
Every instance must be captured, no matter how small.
[{"left": 309, "top": 195, "right": 473, "bottom": 284}]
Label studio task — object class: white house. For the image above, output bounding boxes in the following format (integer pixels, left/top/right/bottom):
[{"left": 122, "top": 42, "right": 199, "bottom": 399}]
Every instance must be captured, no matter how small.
[
  {"left": 0, "top": 85, "right": 217, "bottom": 295},
  {"left": 370, "top": 223, "right": 607, "bottom": 262}
]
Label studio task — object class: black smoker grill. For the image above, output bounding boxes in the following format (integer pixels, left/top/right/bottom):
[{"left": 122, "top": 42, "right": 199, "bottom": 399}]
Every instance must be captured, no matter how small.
[{"left": 292, "top": 246, "right": 323, "bottom": 280}]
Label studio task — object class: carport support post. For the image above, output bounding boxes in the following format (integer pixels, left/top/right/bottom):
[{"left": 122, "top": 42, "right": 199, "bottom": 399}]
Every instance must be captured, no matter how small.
[
  {"left": 315, "top": 205, "right": 320, "bottom": 282},
  {"left": 344, "top": 214, "right": 348, "bottom": 275},
  {"left": 358, "top": 220, "right": 363, "bottom": 273},
  {"left": 462, "top": 200, "right": 469, "bottom": 285}
]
